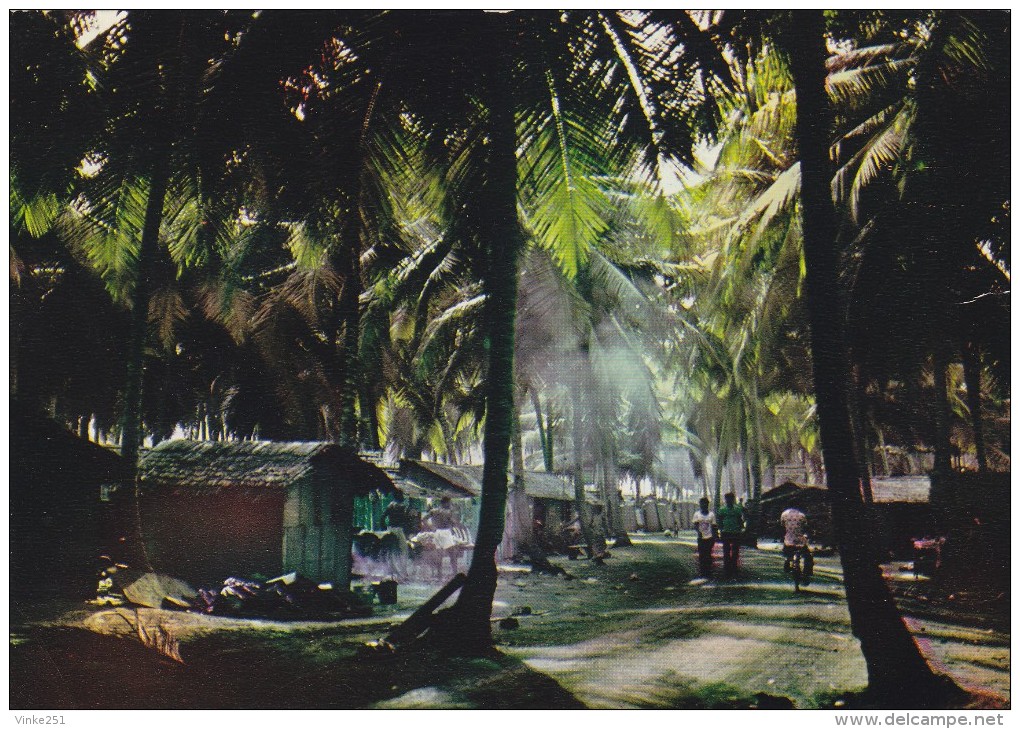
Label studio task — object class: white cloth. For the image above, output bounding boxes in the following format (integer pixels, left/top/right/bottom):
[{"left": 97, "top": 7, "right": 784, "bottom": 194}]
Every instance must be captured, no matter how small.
[
  {"left": 781, "top": 508, "right": 808, "bottom": 547},
  {"left": 432, "top": 528, "right": 457, "bottom": 550},
  {"left": 692, "top": 510, "right": 716, "bottom": 540}
]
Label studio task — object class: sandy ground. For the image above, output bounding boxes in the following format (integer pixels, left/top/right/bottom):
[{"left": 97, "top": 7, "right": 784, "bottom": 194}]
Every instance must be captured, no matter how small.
[{"left": 9, "top": 534, "right": 1010, "bottom": 709}]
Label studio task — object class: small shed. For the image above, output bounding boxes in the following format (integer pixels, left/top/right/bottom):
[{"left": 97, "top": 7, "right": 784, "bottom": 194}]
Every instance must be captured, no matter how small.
[
  {"left": 871, "top": 475, "right": 935, "bottom": 558},
  {"left": 137, "top": 440, "right": 394, "bottom": 587}
]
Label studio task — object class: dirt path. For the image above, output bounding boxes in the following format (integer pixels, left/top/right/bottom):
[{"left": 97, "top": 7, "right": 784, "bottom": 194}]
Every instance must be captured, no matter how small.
[
  {"left": 484, "top": 535, "right": 1009, "bottom": 709},
  {"left": 10, "top": 534, "right": 1010, "bottom": 709}
]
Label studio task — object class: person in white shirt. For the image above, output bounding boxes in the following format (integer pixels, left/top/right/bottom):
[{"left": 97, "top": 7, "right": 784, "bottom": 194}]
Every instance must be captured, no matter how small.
[{"left": 691, "top": 497, "right": 718, "bottom": 577}]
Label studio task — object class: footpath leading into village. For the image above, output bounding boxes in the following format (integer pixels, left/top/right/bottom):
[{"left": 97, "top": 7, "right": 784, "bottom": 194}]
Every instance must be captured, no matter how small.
[{"left": 10, "top": 534, "right": 1010, "bottom": 710}]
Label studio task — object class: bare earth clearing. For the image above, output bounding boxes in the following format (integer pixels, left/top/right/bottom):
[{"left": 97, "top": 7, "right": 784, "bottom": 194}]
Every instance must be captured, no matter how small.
[{"left": 10, "top": 534, "right": 1009, "bottom": 710}]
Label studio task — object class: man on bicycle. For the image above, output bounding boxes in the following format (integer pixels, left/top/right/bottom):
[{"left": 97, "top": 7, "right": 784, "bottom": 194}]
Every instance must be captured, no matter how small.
[{"left": 780, "top": 503, "right": 813, "bottom": 584}]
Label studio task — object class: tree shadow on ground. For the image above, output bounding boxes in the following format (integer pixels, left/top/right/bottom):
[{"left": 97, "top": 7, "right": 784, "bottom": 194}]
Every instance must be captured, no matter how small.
[{"left": 10, "top": 626, "right": 586, "bottom": 709}]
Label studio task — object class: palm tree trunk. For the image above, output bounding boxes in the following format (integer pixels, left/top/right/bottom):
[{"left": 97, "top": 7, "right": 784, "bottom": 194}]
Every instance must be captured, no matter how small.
[
  {"left": 529, "top": 388, "right": 552, "bottom": 472},
  {"left": 785, "top": 15, "right": 958, "bottom": 705},
  {"left": 10, "top": 281, "right": 23, "bottom": 402},
  {"left": 501, "top": 391, "right": 536, "bottom": 560},
  {"left": 336, "top": 237, "right": 362, "bottom": 449},
  {"left": 336, "top": 79, "right": 384, "bottom": 451},
  {"left": 439, "top": 20, "right": 524, "bottom": 654},
  {"left": 713, "top": 450, "right": 724, "bottom": 513},
  {"left": 359, "top": 382, "right": 381, "bottom": 451},
  {"left": 849, "top": 365, "right": 875, "bottom": 504},
  {"left": 121, "top": 161, "right": 170, "bottom": 469},
  {"left": 545, "top": 405, "right": 555, "bottom": 472},
  {"left": 932, "top": 348, "right": 953, "bottom": 480},
  {"left": 873, "top": 415, "right": 891, "bottom": 476},
  {"left": 571, "top": 374, "right": 596, "bottom": 554},
  {"left": 961, "top": 340, "right": 987, "bottom": 472}
]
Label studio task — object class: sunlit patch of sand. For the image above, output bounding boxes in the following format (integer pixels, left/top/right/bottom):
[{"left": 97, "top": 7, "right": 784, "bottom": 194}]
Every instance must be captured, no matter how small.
[
  {"left": 699, "top": 580, "right": 847, "bottom": 597},
  {"left": 369, "top": 686, "right": 473, "bottom": 709},
  {"left": 507, "top": 592, "right": 1011, "bottom": 709},
  {"left": 510, "top": 622, "right": 870, "bottom": 709}
]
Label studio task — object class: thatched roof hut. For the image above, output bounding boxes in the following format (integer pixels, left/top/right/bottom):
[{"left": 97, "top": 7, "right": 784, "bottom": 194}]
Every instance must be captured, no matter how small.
[
  {"left": 137, "top": 440, "right": 394, "bottom": 587},
  {"left": 139, "top": 440, "right": 394, "bottom": 495}
]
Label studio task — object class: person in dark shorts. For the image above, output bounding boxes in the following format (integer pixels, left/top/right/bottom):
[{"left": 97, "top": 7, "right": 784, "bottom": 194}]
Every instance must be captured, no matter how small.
[{"left": 691, "top": 497, "right": 717, "bottom": 578}]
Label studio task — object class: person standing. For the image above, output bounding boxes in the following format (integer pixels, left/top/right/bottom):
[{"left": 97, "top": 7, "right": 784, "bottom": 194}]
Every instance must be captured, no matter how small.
[
  {"left": 384, "top": 491, "right": 420, "bottom": 537},
  {"left": 717, "top": 492, "right": 745, "bottom": 577},
  {"left": 691, "top": 497, "right": 717, "bottom": 578},
  {"left": 424, "top": 496, "right": 457, "bottom": 531}
]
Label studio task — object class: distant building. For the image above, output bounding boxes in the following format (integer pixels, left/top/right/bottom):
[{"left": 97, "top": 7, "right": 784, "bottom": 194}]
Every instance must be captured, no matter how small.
[
  {"left": 758, "top": 476, "right": 938, "bottom": 557},
  {"left": 397, "top": 460, "right": 599, "bottom": 548}
]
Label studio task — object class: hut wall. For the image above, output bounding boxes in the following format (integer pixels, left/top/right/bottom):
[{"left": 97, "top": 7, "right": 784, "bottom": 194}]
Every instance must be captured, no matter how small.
[
  {"left": 10, "top": 484, "right": 102, "bottom": 597},
  {"left": 642, "top": 500, "right": 662, "bottom": 532},
  {"left": 140, "top": 489, "right": 285, "bottom": 584},
  {"left": 539, "top": 498, "right": 566, "bottom": 540},
  {"left": 621, "top": 502, "right": 638, "bottom": 532},
  {"left": 10, "top": 410, "right": 128, "bottom": 598},
  {"left": 675, "top": 501, "right": 697, "bottom": 529},
  {"left": 282, "top": 473, "right": 354, "bottom": 586},
  {"left": 873, "top": 503, "right": 936, "bottom": 559}
]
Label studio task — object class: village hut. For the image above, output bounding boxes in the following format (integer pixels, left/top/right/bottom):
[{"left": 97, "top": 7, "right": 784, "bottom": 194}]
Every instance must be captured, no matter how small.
[
  {"left": 10, "top": 404, "right": 132, "bottom": 597},
  {"left": 869, "top": 475, "right": 936, "bottom": 557},
  {"left": 398, "top": 460, "right": 600, "bottom": 548},
  {"left": 137, "top": 440, "right": 395, "bottom": 588}
]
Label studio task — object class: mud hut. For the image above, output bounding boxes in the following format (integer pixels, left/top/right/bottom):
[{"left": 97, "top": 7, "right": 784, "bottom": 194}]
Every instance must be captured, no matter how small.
[{"left": 137, "top": 440, "right": 394, "bottom": 587}]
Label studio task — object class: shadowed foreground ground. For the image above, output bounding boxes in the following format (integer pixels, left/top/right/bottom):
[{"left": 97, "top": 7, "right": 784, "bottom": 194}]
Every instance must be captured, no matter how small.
[{"left": 10, "top": 535, "right": 1009, "bottom": 709}]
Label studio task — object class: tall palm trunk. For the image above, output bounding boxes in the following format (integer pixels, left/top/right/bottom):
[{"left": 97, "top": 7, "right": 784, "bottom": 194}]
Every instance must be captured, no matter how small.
[
  {"left": 121, "top": 160, "right": 171, "bottom": 469},
  {"left": 529, "top": 388, "right": 554, "bottom": 472},
  {"left": 961, "top": 340, "right": 986, "bottom": 472},
  {"left": 748, "top": 385, "right": 764, "bottom": 537},
  {"left": 932, "top": 348, "right": 953, "bottom": 479},
  {"left": 334, "top": 219, "right": 363, "bottom": 449},
  {"left": 359, "top": 382, "right": 381, "bottom": 451},
  {"left": 501, "top": 391, "right": 536, "bottom": 560},
  {"left": 440, "top": 20, "right": 524, "bottom": 653},
  {"left": 785, "top": 14, "right": 957, "bottom": 704},
  {"left": 571, "top": 369, "right": 595, "bottom": 552},
  {"left": 10, "top": 281, "right": 24, "bottom": 402}
]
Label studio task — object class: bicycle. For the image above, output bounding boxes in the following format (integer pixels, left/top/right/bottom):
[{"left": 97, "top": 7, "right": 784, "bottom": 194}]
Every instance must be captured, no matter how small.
[{"left": 783, "top": 543, "right": 814, "bottom": 592}]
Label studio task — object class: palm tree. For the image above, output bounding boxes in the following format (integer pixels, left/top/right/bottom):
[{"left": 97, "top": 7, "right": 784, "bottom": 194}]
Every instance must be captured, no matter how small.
[
  {"left": 10, "top": 11, "right": 109, "bottom": 410},
  {"left": 57, "top": 11, "right": 270, "bottom": 466},
  {"left": 779, "top": 10, "right": 960, "bottom": 704},
  {"left": 376, "top": 10, "right": 732, "bottom": 651},
  {"left": 827, "top": 11, "right": 1010, "bottom": 480}
]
